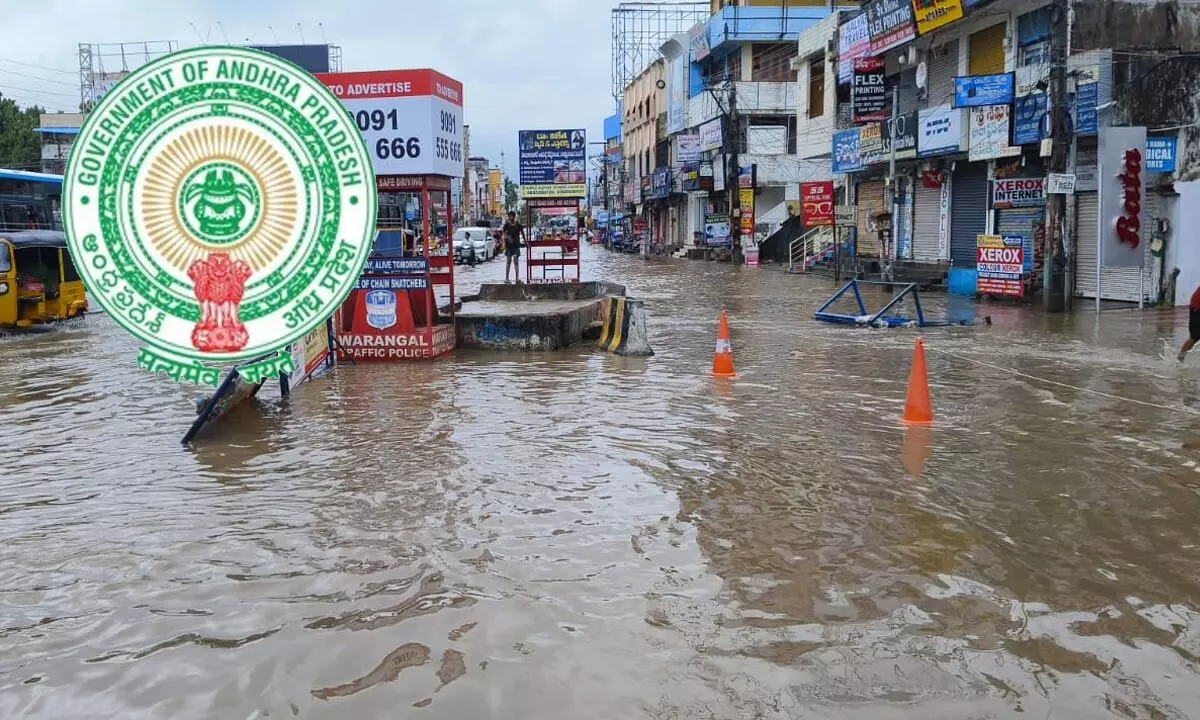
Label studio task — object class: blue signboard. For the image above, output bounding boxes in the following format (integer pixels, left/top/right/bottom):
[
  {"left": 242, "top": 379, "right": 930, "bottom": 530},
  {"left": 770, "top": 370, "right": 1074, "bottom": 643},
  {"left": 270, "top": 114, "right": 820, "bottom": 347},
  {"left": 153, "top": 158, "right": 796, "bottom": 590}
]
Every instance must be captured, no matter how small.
[
  {"left": 356, "top": 276, "right": 429, "bottom": 291},
  {"left": 1012, "top": 94, "right": 1048, "bottom": 145},
  {"left": 1073, "top": 82, "right": 1098, "bottom": 135},
  {"left": 365, "top": 258, "right": 428, "bottom": 273},
  {"left": 518, "top": 129, "right": 587, "bottom": 197},
  {"left": 1146, "top": 136, "right": 1177, "bottom": 173},
  {"left": 954, "top": 74, "right": 1015, "bottom": 108},
  {"left": 650, "top": 166, "right": 672, "bottom": 199},
  {"left": 832, "top": 128, "right": 864, "bottom": 174}
]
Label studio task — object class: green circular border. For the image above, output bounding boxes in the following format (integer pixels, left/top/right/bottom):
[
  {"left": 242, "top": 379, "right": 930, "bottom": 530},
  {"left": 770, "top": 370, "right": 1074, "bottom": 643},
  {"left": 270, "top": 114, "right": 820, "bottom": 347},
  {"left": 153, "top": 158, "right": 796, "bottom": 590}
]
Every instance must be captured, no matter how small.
[
  {"left": 63, "top": 46, "right": 377, "bottom": 363},
  {"left": 120, "top": 103, "right": 318, "bottom": 306},
  {"left": 176, "top": 160, "right": 263, "bottom": 246}
]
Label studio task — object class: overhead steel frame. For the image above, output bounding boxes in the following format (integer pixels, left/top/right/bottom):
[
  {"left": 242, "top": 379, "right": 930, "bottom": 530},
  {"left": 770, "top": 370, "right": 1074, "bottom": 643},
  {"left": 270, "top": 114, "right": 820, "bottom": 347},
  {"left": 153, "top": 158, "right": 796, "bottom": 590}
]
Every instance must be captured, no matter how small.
[{"left": 611, "top": 1, "right": 708, "bottom": 102}]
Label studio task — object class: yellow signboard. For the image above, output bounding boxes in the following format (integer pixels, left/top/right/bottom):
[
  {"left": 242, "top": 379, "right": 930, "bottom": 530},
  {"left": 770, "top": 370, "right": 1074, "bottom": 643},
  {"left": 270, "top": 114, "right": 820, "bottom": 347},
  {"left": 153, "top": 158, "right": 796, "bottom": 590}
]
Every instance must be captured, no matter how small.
[
  {"left": 521, "top": 184, "right": 586, "bottom": 199},
  {"left": 913, "top": 0, "right": 963, "bottom": 35}
]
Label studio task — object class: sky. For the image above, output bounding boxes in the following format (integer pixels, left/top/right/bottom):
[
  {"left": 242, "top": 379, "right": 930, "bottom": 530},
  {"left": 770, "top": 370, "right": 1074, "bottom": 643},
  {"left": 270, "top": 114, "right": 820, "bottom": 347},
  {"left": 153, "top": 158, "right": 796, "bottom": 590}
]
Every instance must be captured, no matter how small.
[{"left": 0, "top": 0, "right": 620, "bottom": 178}]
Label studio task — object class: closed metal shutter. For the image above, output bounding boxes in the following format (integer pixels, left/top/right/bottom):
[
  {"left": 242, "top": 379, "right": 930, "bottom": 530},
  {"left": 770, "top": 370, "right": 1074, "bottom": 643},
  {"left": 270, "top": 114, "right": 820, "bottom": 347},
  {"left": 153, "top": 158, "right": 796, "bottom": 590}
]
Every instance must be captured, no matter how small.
[
  {"left": 856, "top": 179, "right": 886, "bottom": 257},
  {"left": 995, "top": 207, "right": 1044, "bottom": 273},
  {"left": 912, "top": 180, "right": 941, "bottom": 262},
  {"left": 951, "top": 163, "right": 988, "bottom": 266},
  {"left": 923, "top": 40, "right": 958, "bottom": 109},
  {"left": 1074, "top": 191, "right": 1098, "bottom": 297},
  {"left": 969, "top": 23, "right": 1007, "bottom": 76}
]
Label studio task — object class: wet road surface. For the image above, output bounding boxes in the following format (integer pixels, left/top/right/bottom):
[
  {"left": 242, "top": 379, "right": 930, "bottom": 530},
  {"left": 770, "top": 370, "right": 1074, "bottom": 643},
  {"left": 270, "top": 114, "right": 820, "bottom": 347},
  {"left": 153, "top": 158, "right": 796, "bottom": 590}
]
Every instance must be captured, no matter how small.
[{"left": 4, "top": 244, "right": 1200, "bottom": 718}]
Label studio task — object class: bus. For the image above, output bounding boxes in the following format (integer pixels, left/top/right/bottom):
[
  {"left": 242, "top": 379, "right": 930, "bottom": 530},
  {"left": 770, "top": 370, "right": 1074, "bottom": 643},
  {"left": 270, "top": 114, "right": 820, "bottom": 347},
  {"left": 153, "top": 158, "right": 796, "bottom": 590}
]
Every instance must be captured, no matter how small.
[{"left": 0, "top": 169, "right": 62, "bottom": 232}]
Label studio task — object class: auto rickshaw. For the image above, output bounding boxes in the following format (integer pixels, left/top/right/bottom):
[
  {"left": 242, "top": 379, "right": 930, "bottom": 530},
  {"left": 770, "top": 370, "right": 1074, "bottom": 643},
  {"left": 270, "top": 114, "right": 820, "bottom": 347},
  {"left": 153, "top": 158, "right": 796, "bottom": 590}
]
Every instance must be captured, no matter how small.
[{"left": 0, "top": 230, "right": 88, "bottom": 328}]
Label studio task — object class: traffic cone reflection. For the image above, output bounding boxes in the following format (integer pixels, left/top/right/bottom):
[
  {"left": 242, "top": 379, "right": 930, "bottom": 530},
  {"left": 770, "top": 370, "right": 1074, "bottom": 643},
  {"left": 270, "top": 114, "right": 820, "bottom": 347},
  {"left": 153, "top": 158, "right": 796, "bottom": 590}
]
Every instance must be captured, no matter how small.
[
  {"left": 902, "top": 337, "right": 933, "bottom": 425},
  {"left": 712, "top": 309, "right": 736, "bottom": 378}
]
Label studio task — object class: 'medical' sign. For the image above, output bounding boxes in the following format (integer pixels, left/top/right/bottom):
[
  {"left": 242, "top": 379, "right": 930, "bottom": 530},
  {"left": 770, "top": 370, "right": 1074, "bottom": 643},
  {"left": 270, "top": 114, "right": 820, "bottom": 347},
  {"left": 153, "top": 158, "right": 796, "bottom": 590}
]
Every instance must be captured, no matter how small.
[{"left": 315, "top": 69, "right": 464, "bottom": 178}]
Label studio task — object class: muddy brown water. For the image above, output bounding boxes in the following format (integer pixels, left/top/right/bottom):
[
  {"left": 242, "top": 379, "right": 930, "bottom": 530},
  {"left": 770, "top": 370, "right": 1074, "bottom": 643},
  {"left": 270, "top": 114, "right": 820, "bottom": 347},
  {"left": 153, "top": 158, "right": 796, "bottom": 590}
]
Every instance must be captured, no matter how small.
[{"left": 3, "top": 244, "right": 1200, "bottom": 718}]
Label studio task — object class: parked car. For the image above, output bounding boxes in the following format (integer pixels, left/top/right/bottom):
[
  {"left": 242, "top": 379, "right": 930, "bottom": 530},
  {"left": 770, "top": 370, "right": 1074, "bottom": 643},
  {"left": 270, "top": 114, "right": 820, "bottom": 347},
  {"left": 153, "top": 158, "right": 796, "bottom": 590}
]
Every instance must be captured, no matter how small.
[{"left": 453, "top": 227, "right": 495, "bottom": 263}]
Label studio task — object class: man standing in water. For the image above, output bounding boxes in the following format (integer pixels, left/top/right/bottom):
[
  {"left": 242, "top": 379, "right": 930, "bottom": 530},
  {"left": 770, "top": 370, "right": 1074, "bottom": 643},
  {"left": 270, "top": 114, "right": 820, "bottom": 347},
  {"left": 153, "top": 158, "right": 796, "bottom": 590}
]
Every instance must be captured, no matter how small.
[
  {"left": 1178, "top": 284, "right": 1200, "bottom": 361},
  {"left": 503, "top": 211, "right": 524, "bottom": 284}
]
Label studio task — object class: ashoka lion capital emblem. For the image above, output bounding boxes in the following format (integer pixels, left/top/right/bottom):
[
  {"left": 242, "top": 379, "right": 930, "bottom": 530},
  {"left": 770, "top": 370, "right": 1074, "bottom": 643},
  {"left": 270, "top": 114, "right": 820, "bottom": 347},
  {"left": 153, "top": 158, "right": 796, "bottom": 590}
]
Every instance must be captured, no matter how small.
[{"left": 61, "top": 46, "right": 376, "bottom": 386}]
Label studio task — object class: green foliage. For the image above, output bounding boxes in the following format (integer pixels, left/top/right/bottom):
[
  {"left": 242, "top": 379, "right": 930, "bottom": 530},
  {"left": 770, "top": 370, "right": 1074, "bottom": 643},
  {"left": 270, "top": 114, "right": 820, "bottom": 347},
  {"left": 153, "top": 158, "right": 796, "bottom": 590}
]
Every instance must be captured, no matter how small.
[
  {"left": 0, "top": 93, "right": 43, "bottom": 169},
  {"left": 504, "top": 177, "right": 518, "bottom": 213}
]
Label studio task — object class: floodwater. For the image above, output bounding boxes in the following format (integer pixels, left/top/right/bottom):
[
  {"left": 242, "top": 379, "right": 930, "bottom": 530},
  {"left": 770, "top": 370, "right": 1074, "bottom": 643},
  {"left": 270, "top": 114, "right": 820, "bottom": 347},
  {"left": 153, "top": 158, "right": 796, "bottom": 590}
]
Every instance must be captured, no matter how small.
[{"left": 4, "top": 244, "right": 1200, "bottom": 719}]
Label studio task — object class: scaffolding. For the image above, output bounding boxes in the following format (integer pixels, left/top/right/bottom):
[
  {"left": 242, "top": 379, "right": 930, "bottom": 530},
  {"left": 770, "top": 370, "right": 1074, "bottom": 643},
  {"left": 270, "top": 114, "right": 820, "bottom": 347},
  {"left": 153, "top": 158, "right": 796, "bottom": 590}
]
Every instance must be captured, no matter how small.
[
  {"left": 79, "top": 41, "right": 179, "bottom": 114},
  {"left": 611, "top": 1, "right": 708, "bottom": 102}
]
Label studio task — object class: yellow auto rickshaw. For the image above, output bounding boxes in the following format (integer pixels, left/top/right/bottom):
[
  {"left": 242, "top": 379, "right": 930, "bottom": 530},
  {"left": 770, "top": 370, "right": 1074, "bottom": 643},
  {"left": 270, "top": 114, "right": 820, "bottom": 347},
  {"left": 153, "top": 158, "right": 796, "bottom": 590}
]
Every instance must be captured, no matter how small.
[{"left": 0, "top": 230, "right": 88, "bottom": 328}]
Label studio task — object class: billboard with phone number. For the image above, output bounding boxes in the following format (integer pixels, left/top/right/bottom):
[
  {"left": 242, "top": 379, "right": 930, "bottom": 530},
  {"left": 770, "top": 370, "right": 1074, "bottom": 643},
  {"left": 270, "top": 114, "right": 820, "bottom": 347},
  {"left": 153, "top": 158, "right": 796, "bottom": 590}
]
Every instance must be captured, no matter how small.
[{"left": 519, "top": 129, "right": 586, "bottom": 198}]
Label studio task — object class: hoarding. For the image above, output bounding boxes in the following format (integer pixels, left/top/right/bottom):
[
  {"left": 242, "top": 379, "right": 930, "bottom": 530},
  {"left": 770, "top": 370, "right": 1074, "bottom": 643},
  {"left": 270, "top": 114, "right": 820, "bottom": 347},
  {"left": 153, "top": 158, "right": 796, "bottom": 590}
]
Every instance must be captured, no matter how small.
[
  {"left": 1012, "top": 93, "right": 1048, "bottom": 145},
  {"left": 704, "top": 213, "right": 731, "bottom": 247},
  {"left": 832, "top": 128, "right": 864, "bottom": 173},
  {"left": 918, "top": 105, "right": 962, "bottom": 156},
  {"left": 315, "top": 69, "right": 464, "bottom": 178},
  {"left": 677, "top": 134, "right": 701, "bottom": 164},
  {"left": 954, "top": 73, "right": 1015, "bottom": 108},
  {"left": 992, "top": 177, "right": 1045, "bottom": 209},
  {"left": 801, "top": 181, "right": 835, "bottom": 227},
  {"left": 1146, "top": 136, "right": 1177, "bottom": 173},
  {"left": 838, "top": 13, "right": 871, "bottom": 85},
  {"left": 968, "top": 105, "right": 1020, "bottom": 162},
  {"left": 866, "top": 0, "right": 916, "bottom": 54},
  {"left": 913, "top": 0, "right": 964, "bottom": 35},
  {"left": 976, "top": 234, "right": 1024, "bottom": 297},
  {"left": 1098, "top": 125, "right": 1146, "bottom": 269},
  {"left": 852, "top": 57, "right": 889, "bottom": 122},
  {"left": 699, "top": 118, "right": 723, "bottom": 151},
  {"left": 519, "top": 129, "right": 587, "bottom": 198}
]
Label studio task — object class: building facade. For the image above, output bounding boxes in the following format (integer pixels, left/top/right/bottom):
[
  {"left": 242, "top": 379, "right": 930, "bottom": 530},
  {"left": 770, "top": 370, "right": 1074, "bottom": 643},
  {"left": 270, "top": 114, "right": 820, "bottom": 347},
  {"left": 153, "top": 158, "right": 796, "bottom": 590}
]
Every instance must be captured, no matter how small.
[{"left": 622, "top": 59, "right": 666, "bottom": 251}]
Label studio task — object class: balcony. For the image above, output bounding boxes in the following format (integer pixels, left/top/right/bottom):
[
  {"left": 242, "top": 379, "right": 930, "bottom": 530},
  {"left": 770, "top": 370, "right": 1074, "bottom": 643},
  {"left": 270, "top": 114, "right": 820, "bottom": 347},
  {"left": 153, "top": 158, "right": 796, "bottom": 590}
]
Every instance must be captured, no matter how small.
[
  {"left": 687, "top": 82, "right": 799, "bottom": 128},
  {"left": 695, "top": 5, "right": 843, "bottom": 58}
]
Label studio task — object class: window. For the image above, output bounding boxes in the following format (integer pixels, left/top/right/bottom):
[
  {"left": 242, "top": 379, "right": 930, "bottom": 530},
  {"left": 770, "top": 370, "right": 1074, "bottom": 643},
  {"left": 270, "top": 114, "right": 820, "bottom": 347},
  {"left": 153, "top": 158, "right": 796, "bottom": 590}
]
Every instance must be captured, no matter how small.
[
  {"left": 751, "top": 43, "right": 797, "bottom": 83},
  {"left": 0, "top": 243, "right": 9, "bottom": 273},
  {"left": 808, "top": 59, "right": 825, "bottom": 118}
]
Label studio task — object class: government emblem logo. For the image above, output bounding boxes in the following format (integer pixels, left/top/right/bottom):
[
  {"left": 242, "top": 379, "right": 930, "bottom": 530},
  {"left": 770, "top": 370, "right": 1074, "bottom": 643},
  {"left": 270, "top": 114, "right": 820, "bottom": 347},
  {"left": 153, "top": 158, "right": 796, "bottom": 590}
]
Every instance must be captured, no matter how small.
[{"left": 63, "top": 46, "right": 376, "bottom": 386}]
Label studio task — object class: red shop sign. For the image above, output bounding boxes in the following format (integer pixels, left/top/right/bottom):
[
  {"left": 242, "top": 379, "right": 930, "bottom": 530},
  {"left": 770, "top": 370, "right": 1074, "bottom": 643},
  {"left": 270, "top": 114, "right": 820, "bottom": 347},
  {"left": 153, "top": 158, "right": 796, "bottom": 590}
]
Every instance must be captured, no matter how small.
[
  {"left": 800, "top": 181, "right": 834, "bottom": 227},
  {"left": 1116, "top": 148, "right": 1142, "bottom": 249}
]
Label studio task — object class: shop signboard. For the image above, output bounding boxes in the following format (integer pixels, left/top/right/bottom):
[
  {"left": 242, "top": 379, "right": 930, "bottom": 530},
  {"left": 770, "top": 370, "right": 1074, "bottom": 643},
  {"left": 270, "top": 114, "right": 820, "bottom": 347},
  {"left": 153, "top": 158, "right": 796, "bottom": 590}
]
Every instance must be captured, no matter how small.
[
  {"left": 650, "top": 166, "right": 672, "bottom": 199},
  {"left": 1146, "top": 136, "right": 1177, "bottom": 173},
  {"left": 677, "top": 133, "right": 701, "bottom": 164},
  {"left": 886, "top": 111, "right": 918, "bottom": 160},
  {"left": 1012, "top": 93, "right": 1048, "bottom": 145},
  {"left": 838, "top": 13, "right": 870, "bottom": 85},
  {"left": 859, "top": 122, "right": 887, "bottom": 165},
  {"left": 1073, "top": 81, "right": 1099, "bottom": 135},
  {"left": 852, "top": 57, "right": 889, "bottom": 122},
  {"left": 832, "top": 128, "right": 864, "bottom": 173},
  {"left": 976, "top": 234, "right": 1024, "bottom": 297},
  {"left": 918, "top": 105, "right": 962, "bottom": 156},
  {"left": 699, "top": 118, "right": 723, "bottom": 151},
  {"left": 913, "top": 0, "right": 964, "bottom": 35},
  {"left": 836, "top": 205, "right": 858, "bottom": 224},
  {"left": 968, "top": 105, "right": 1020, "bottom": 162},
  {"left": 704, "top": 213, "right": 731, "bottom": 247},
  {"left": 315, "top": 68, "right": 464, "bottom": 178},
  {"left": 519, "top": 129, "right": 587, "bottom": 198},
  {"left": 954, "top": 73, "right": 1015, "bottom": 108},
  {"left": 1098, "top": 125, "right": 1146, "bottom": 269},
  {"left": 992, "top": 177, "right": 1045, "bottom": 209},
  {"left": 801, "top": 181, "right": 835, "bottom": 227},
  {"left": 1046, "top": 173, "right": 1076, "bottom": 194},
  {"left": 740, "top": 187, "right": 755, "bottom": 238},
  {"left": 866, "top": 0, "right": 917, "bottom": 54}
]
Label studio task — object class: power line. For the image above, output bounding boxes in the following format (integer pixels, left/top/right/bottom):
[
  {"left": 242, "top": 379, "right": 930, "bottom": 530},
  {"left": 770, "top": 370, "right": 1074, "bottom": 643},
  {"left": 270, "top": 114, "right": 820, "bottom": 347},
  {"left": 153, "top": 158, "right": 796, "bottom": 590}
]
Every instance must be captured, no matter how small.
[
  {"left": 0, "top": 56, "right": 76, "bottom": 75},
  {"left": 0, "top": 83, "right": 79, "bottom": 100},
  {"left": 0, "top": 67, "right": 78, "bottom": 88}
]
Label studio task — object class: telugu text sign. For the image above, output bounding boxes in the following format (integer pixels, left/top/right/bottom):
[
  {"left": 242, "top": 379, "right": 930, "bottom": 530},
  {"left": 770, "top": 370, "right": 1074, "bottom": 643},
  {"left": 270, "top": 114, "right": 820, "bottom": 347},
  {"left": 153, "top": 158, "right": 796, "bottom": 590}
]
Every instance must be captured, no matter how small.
[
  {"left": 315, "top": 68, "right": 464, "bottom": 178},
  {"left": 954, "top": 73, "right": 1015, "bottom": 108},
  {"left": 519, "top": 129, "right": 587, "bottom": 198}
]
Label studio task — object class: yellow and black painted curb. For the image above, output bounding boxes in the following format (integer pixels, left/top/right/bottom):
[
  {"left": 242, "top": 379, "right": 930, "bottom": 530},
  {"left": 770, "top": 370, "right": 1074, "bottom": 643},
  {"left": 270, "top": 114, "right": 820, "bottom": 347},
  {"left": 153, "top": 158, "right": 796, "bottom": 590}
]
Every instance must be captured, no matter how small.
[{"left": 598, "top": 296, "right": 653, "bottom": 356}]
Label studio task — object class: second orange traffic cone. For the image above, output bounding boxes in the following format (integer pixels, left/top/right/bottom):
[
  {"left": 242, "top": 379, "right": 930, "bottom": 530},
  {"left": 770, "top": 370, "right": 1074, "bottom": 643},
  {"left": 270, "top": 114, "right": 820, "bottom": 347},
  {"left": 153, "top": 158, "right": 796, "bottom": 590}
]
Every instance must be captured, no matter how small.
[
  {"left": 902, "top": 337, "right": 933, "bottom": 425},
  {"left": 711, "top": 309, "right": 736, "bottom": 378}
]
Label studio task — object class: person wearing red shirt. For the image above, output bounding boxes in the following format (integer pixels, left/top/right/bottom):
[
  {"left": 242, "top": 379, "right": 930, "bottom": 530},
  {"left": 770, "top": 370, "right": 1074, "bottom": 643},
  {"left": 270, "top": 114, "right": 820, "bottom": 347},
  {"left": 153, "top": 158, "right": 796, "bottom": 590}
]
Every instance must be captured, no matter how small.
[{"left": 1178, "top": 285, "right": 1200, "bottom": 361}]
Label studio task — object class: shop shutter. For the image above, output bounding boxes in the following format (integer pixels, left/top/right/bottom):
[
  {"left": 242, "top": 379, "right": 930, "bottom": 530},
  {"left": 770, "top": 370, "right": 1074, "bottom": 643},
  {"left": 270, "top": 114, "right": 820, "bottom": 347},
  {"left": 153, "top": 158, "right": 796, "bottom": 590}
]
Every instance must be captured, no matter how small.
[
  {"left": 856, "top": 179, "right": 886, "bottom": 257},
  {"left": 912, "top": 180, "right": 941, "bottom": 262},
  {"left": 1074, "top": 192, "right": 1098, "bottom": 297},
  {"left": 995, "top": 206, "right": 1045, "bottom": 274},
  {"left": 969, "top": 23, "right": 1007, "bottom": 76},
  {"left": 923, "top": 40, "right": 959, "bottom": 109},
  {"left": 950, "top": 163, "right": 988, "bottom": 266}
]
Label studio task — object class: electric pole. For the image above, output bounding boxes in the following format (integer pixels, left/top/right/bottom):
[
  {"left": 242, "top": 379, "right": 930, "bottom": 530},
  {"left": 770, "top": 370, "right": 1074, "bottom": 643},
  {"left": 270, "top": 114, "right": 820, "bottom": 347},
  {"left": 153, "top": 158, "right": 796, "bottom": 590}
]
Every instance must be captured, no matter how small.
[
  {"left": 1043, "top": 0, "right": 1070, "bottom": 312},
  {"left": 727, "top": 82, "right": 741, "bottom": 264},
  {"left": 887, "top": 84, "right": 899, "bottom": 282}
]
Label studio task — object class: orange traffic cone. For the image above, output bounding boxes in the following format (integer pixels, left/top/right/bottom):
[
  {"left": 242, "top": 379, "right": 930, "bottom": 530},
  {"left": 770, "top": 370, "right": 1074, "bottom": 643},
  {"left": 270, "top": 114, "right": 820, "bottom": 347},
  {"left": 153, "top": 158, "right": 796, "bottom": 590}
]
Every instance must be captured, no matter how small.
[
  {"left": 712, "top": 309, "right": 736, "bottom": 378},
  {"left": 902, "top": 337, "right": 933, "bottom": 425}
]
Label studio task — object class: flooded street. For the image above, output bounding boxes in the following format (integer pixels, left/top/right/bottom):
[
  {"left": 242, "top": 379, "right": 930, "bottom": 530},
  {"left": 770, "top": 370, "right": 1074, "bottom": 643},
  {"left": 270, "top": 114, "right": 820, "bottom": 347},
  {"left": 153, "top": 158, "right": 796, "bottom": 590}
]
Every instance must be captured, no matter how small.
[{"left": 5, "top": 244, "right": 1200, "bottom": 719}]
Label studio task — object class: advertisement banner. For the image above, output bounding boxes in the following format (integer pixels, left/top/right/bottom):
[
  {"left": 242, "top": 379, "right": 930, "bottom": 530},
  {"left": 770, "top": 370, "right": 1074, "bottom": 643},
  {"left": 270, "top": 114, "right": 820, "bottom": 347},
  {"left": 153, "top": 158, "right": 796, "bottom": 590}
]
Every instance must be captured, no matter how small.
[
  {"left": 1074, "top": 81, "right": 1099, "bottom": 135},
  {"left": 886, "top": 111, "right": 918, "bottom": 160},
  {"left": 1012, "top": 93, "right": 1048, "bottom": 145},
  {"left": 315, "top": 68, "right": 465, "bottom": 178},
  {"left": 650, "top": 166, "right": 672, "bottom": 199},
  {"left": 832, "top": 128, "right": 864, "bottom": 173},
  {"left": 968, "top": 105, "right": 1019, "bottom": 162},
  {"left": 976, "top": 234, "right": 1024, "bottom": 297},
  {"left": 860, "top": 122, "right": 887, "bottom": 165},
  {"left": 667, "top": 55, "right": 686, "bottom": 135},
  {"left": 739, "top": 187, "right": 755, "bottom": 238},
  {"left": 838, "top": 13, "right": 871, "bottom": 85},
  {"left": 519, "top": 129, "right": 587, "bottom": 198},
  {"left": 913, "top": 0, "right": 964, "bottom": 35},
  {"left": 801, "top": 181, "right": 835, "bottom": 227},
  {"left": 704, "top": 213, "right": 731, "bottom": 247},
  {"left": 866, "top": 0, "right": 917, "bottom": 54},
  {"left": 992, "top": 177, "right": 1045, "bottom": 209},
  {"left": 954, "top": 73, "right": 1015, "bottom": 108},
  {"left": 1099, "top": 125, "right": 1146, "bottom": 269},
  {"left": 677, "top": 133, "right": 701, "bottom": 164},
  {"left": 852, "top": 57, "right": 889, "bottom": 122},
  {"left": 918, "top": 105, "right": 962, "bottom": 156},
  {"left": 699, "top": 118, "right": 723, "bottom": 151},
  {"left": 1146, "top": 136, "right": 1177, "bottom": 173}
]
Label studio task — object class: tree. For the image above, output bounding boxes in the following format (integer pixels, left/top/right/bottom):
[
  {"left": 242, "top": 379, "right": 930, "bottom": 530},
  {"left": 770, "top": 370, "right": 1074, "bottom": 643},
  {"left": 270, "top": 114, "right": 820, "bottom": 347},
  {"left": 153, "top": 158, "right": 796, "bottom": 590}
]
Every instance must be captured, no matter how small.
[
  {"left": 0, "top": 93, "right": 44, "bottom": 170},
  {"left": 504, "top": 177, "right": 519, "bottom": 213}
]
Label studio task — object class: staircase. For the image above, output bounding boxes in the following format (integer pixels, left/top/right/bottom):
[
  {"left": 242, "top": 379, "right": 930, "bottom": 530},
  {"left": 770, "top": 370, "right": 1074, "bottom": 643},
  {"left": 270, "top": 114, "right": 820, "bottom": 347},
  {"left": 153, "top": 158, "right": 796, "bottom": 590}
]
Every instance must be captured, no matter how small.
[{"left": 786, "top": 226, "right": 838, "bottom": 273}]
